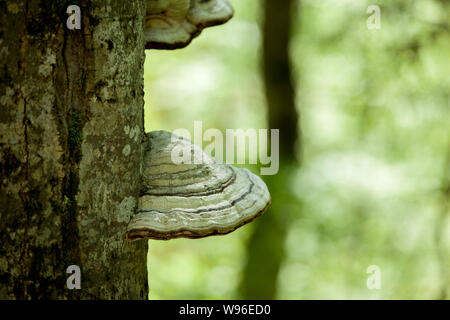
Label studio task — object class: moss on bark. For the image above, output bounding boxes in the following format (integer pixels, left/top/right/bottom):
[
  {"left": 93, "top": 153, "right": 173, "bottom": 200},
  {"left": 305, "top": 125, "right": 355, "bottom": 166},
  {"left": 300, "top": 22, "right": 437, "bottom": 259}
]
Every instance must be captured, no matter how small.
[{"left": 0, "top": 0, "right": 148, "bottom": 299}]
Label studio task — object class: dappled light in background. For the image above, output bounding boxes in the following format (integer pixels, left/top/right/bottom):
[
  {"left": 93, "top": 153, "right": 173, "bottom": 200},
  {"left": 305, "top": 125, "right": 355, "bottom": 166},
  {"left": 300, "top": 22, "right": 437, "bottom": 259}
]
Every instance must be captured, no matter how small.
[{"left": 144, "top": 0, "right": 449, "bottom": 299}]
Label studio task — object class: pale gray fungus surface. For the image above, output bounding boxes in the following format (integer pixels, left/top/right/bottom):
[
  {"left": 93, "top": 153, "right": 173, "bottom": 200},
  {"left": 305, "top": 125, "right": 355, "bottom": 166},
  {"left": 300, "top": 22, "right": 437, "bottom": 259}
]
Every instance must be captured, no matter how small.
[
  {"left": 126, "top": 131, "right": 271, "bottom": 240},
  {"left": 145, "top": 0, "right": 234, "bottom": 49}
]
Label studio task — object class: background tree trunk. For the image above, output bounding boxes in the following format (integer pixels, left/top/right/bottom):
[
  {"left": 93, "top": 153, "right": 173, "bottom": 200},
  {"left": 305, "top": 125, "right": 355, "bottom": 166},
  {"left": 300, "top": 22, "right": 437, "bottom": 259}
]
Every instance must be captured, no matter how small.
[
  {"left": 435, "top": 143, "right": 450, "bottom": 299},
  {"left": 0, "top": 0, "right": 148, "bottom": 299},
  {"left": 240, "top": 0, "right": 300, "bottom": 299}
]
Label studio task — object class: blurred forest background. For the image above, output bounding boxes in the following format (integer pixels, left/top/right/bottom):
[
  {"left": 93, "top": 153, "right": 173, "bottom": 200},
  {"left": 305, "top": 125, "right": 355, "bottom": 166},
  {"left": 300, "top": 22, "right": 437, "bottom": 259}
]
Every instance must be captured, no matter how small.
[{"left": 143, "top": 0, "right": 449, "bottom": 299}]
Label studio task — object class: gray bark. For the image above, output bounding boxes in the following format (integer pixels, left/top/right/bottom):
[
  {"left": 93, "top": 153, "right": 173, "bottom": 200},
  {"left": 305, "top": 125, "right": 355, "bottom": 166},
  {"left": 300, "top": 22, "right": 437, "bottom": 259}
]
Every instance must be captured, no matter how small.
[{"left": 0, "top": 0, "right": 148, "bottom": 299}]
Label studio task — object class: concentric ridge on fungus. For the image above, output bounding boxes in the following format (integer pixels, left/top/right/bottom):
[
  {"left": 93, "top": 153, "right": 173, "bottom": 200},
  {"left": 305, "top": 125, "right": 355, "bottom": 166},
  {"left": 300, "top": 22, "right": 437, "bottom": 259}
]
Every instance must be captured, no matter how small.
[
  {"left": 126, "top": 130, "right": 271, "bottom": 241},
  {"left": 145, "top": 0, "right": 234, "bottom": 49}
]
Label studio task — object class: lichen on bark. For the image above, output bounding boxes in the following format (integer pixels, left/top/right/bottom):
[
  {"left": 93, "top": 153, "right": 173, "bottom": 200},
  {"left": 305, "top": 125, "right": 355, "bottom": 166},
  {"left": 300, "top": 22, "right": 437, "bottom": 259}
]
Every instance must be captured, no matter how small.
[{"left": 0, "top": 0, "right": 148, "bottom": 299}]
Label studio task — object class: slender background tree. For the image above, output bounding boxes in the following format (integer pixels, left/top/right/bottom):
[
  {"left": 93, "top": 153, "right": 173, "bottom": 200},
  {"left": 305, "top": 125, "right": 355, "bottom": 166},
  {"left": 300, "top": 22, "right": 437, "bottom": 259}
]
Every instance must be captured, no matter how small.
[{"left": 240, "top": 0, "right": 300, "bottom": 299}]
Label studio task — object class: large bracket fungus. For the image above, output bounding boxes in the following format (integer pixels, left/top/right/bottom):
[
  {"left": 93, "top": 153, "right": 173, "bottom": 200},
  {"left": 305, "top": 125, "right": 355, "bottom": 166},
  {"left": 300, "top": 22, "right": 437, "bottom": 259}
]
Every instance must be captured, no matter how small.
[
  {"left": 145, "top": 0, "right": 234, "bottom": 49},
  {"left": 126, "top": 131, "right": 271, "bottom": 241},
  {"left": 132, "top": 1, "right": 265, "bottom": 241}
]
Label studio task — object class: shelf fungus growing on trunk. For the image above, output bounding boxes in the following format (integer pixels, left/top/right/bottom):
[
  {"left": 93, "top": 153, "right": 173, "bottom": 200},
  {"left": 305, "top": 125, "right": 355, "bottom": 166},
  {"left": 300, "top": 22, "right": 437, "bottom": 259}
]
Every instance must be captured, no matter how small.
[
  {"left": 126, "top": 131, "right": 270, "bottom": 241},
  {"left": 145, "top": 0, "right": 234, "bottom": 49}
]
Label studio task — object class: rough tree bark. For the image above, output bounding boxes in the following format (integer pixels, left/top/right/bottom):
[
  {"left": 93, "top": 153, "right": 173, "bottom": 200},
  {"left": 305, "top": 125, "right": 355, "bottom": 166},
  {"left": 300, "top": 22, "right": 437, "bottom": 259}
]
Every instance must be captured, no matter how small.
[
  {"left": 0, "top": 1, "right": 148, "bottom": 299},
  {"left": 240, "top": 0, "right": 300, "bottom": 299}
]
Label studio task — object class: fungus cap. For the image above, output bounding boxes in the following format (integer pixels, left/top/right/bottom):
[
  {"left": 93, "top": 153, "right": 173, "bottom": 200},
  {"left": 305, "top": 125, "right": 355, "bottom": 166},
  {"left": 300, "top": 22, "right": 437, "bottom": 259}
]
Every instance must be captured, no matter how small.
[
  {"left": 145, "top": 0, "right": 234, "bottom": 49},
  {"left": 187, "top": 0, "right": 234, "bottom": 28},
  {"left": 126, "top": 130, "right": 270, "bottom": 241}
]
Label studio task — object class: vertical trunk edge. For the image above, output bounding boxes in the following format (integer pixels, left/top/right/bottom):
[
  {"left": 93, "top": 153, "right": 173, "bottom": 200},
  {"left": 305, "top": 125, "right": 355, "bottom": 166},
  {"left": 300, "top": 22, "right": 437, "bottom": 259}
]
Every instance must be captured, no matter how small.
[{"left": 0, "top": 0, "right": 148, "bottom": 299}]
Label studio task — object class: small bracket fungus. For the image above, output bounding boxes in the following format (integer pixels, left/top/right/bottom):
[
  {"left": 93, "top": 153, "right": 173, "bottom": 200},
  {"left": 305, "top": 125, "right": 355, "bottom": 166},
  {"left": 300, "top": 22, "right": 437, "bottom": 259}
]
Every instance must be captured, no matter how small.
[
  {"left": 145, "top": 0, "right": 234, "bottom": 49},
  {"left": 126, "top": 131, "right": 271, "bottom": 241}
]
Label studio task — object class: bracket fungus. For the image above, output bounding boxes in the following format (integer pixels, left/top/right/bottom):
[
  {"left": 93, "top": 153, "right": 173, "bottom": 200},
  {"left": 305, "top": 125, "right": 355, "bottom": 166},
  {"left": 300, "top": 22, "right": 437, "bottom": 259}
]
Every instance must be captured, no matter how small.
[
  {"left": 126, "top": 131, "right": 270, "bottom": 241},
  {"left": 145, "top": 0, "right": 234, "bottom": 49}
]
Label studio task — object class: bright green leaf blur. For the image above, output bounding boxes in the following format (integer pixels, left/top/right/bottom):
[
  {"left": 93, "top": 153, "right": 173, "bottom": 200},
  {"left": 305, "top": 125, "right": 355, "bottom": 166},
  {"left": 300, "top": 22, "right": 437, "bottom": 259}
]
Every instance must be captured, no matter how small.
[{"left": 144, "top": 0, "right": 449, "bottom": 299}]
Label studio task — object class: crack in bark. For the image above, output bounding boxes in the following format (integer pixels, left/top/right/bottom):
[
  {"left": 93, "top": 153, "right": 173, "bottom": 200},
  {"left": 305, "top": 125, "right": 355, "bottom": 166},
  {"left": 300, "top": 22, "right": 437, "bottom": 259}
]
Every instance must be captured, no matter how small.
[{"left": 17, "top": 1, "right": 30, "bottom": 297}]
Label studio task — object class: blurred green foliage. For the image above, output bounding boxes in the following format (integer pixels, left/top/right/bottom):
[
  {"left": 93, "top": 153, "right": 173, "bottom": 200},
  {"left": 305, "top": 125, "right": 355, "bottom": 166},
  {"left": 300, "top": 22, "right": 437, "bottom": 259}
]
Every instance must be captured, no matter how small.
[{"left": 143, "top": 0, "right": 449, "bottom": 299}]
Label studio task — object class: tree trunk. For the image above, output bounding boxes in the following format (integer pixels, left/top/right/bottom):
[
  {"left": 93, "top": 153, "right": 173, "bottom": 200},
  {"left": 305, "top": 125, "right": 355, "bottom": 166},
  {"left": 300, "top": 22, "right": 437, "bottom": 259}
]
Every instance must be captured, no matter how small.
[
  {"left": 435, "top": 143, "right": 450, "bottom": 299},
  {"left": 0, "top": 0, "right": 148, "bottom": 299},
  {"left": 240, "top": 0, "right": 299, "bottom": 299}
]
